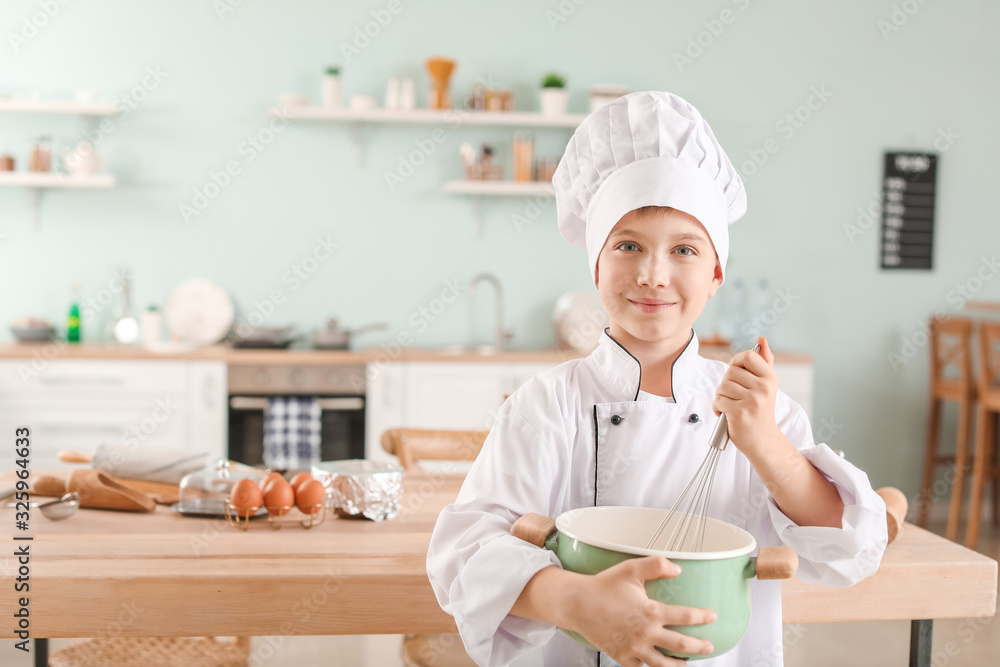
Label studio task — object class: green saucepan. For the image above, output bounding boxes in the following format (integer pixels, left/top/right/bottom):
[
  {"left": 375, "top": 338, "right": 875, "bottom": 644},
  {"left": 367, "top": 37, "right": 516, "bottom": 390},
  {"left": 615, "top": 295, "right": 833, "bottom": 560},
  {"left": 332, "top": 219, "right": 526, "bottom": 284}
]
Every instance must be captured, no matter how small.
[{"left": 511, "top": 506, "right": 798, "bottom": 661}]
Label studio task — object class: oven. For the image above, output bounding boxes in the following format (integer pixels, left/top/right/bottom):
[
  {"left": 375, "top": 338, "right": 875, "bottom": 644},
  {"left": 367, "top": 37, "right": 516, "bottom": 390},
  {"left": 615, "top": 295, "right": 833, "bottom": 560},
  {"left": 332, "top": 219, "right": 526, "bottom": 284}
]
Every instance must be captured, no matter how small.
[{"left": 226, "top": 361, "right": 367, "bottom": 467}]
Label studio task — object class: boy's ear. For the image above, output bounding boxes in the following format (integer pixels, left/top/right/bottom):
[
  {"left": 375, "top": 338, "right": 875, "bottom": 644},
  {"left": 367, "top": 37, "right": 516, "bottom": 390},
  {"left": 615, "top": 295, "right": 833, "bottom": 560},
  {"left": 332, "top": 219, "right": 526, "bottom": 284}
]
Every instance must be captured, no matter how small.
[
  {"left": 707, "top": 261, "right": 723, "bottom": 298},
  {"left": 593, "top": 263, "right": 600, "bottom": 288}
]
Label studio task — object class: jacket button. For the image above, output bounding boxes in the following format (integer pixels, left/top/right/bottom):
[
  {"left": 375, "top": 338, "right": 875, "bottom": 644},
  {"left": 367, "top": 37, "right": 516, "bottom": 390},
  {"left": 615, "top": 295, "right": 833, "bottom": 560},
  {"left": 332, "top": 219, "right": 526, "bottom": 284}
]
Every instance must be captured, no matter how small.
[
  {"left": 610, "top": 415, "right": 622, "bottom": 425},
  {"left": 688, "top": 414, "right": 700, "bottom": 423}
]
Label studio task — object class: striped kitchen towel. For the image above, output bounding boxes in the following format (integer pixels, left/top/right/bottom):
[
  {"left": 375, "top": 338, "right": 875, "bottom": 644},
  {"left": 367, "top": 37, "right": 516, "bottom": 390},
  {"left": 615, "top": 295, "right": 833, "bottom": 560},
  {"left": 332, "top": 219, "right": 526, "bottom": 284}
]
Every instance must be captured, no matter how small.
[{"left": 263, "top": 396, "right": 321, "bottom": 470}]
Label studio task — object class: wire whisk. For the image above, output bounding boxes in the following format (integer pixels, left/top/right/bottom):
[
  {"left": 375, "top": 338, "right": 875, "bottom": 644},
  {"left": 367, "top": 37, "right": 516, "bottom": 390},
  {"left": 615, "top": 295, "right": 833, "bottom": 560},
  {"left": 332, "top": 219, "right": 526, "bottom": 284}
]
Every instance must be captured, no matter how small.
[{"left": 645, "top": 343, "right": 761, "bottom": 553}]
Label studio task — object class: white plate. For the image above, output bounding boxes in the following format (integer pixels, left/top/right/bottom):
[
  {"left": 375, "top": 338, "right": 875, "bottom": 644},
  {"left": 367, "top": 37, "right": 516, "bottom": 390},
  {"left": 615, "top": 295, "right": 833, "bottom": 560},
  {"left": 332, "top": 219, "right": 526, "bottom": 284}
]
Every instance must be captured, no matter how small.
[
  {"left": 552, "top": 290, "right": 608, "bottom": 354},
  {"left": 164, "top": 279, "right": 234, "bottom": 346}
]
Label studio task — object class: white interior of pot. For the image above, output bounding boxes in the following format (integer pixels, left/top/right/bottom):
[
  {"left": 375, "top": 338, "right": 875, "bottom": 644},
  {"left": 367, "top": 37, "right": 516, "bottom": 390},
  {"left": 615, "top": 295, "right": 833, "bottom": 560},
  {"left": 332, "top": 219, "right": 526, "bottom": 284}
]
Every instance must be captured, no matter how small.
[{"left": 556, "top": 506, "right": 756, "bottom": 560}]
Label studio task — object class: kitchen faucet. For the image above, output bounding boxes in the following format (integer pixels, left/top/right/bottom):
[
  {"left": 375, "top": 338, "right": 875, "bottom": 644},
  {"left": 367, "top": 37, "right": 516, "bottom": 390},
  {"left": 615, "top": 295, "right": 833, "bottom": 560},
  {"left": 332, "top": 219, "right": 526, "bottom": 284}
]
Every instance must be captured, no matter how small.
[{"left": 468, "top": 272, "right": 513, "bottom": 352}]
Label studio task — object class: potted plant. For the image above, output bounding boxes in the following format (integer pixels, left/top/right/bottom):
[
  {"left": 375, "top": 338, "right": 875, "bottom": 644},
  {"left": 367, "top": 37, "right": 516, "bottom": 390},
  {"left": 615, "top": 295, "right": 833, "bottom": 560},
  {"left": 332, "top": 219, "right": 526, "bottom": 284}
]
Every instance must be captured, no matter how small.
[{"left": 539, "top": 73, "right": 567, "bottom": 116}]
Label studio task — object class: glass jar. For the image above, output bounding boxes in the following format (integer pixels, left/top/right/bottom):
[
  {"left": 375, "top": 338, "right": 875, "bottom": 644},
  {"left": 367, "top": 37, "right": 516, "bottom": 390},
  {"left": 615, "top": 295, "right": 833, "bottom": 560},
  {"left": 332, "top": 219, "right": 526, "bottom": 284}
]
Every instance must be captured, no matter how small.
[
  {"left": 29, "top": 135, "right": 51, "bottom": 172},
  {"left": 513, "top": 132, "right": 534, "bottom": 182}
]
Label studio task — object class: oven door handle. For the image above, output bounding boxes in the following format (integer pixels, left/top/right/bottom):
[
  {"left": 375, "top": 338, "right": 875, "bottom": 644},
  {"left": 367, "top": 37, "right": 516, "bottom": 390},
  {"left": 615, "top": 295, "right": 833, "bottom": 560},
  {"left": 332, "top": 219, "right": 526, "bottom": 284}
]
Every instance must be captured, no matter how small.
[{"left": 229, "top": 397, "right": 365, "bottom": 412}]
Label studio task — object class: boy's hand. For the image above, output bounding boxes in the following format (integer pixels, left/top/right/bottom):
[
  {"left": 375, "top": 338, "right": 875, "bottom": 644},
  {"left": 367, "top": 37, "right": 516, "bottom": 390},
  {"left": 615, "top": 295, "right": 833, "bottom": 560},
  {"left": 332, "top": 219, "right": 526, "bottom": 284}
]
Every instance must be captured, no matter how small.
[
  {"left": 712, "top": 336, "right": 781, "bottom": 455},
  {"left": 563, "top": 555, "right": 716, "bottom": 665}
]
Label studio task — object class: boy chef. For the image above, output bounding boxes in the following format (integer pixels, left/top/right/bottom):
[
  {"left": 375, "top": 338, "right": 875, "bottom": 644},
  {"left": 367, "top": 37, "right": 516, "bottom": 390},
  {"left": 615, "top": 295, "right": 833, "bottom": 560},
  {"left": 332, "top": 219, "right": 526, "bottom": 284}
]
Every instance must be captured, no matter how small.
[{"left": 428, "top": 91, "right": 887, "bottom": 667}]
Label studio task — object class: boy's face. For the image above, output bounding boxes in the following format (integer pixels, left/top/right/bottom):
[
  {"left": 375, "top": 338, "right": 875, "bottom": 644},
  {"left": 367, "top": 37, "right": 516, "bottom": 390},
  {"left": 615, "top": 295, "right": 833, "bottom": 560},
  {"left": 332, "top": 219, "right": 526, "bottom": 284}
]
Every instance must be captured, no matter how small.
[{"left": 595, "top": 207, "right": 722, "bottom": 351}]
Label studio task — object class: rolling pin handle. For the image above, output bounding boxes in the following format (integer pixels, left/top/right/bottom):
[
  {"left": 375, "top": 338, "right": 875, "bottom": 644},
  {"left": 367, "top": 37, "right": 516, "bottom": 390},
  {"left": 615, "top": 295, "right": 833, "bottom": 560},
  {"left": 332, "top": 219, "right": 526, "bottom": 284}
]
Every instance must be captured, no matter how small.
[{"left": 58, "top": 450, "right": 92, "bottom": 464}]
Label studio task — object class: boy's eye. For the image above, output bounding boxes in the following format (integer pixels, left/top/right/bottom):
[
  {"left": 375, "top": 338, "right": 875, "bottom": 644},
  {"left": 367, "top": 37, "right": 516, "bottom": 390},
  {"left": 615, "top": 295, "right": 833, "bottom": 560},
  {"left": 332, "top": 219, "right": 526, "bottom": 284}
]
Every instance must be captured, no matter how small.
[
  {"left": 616, "top": 241, "right": 640, "bottom": 252},
  {"left": 674, "top": 246, "right": 696, "bottom": 256}
]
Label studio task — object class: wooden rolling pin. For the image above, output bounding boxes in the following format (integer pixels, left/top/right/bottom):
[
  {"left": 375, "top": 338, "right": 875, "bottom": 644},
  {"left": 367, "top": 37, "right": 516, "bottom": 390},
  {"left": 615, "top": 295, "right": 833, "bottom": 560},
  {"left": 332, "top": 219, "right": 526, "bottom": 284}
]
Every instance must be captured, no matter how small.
[
  {"left": 878, "top": 486, "right": 908, "bottom": 545},
  {"left": 34, "top": 473, "right": 178, "bottom": 505},
  {"left": 58, "top": 445, "right": 209, "bottom": 484}
]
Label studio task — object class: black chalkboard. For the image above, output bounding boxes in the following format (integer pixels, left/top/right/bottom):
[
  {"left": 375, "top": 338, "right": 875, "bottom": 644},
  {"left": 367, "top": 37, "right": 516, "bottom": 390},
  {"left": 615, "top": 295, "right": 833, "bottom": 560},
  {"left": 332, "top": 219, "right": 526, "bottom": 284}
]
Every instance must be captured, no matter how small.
[{"left": 880, "top": 151, "right": 937, "bottom": 270}]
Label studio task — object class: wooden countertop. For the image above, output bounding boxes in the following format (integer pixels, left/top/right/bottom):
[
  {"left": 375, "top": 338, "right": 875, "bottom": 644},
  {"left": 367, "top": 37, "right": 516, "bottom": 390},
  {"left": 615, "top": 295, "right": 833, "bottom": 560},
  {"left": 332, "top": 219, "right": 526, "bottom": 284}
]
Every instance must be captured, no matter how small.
[
  {"left": 0, "top": 469, "right": 993, "bottom": 639},
  {"left": 0, "top": 343, "right": 814, "bottom": 365}
]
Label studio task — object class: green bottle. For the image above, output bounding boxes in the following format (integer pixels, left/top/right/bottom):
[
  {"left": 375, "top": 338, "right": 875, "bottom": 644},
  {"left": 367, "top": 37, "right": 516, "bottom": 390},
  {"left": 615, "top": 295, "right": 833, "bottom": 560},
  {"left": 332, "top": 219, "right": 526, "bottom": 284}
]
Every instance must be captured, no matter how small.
[{"left": 67, "top": 281, "right": 81, "bottom": 343}]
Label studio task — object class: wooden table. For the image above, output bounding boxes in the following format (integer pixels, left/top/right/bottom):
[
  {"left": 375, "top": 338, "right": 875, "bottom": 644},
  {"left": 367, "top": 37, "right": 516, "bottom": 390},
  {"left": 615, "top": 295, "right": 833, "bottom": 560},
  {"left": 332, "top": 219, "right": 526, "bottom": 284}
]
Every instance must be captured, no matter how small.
[{"left": 1, "top": 470, "right": 996, "bottom": 667}]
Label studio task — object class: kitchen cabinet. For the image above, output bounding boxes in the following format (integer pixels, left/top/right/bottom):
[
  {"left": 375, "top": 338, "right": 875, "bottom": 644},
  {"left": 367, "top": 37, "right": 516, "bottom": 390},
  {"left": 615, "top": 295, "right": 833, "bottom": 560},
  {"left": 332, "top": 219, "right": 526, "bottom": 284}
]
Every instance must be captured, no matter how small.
[
  {"left": 0, "top": 359, "right": 226, "bottom": 470},
  {"left": 365, "top": 360, "right": 560, "bottom": 462},
  {"left": 773, "top": 361, "right": 813, "bottom": 420}
]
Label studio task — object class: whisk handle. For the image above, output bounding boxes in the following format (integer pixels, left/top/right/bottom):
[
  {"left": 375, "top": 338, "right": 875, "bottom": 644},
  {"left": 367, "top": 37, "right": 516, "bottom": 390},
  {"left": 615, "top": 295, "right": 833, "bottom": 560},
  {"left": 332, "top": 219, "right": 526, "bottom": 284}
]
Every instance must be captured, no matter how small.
[
  {"left": 709, "top": 344, "right": 760, "bottom": 452},
  {"left": 709, "top": 413, "right": 730, "bottom": 451}
]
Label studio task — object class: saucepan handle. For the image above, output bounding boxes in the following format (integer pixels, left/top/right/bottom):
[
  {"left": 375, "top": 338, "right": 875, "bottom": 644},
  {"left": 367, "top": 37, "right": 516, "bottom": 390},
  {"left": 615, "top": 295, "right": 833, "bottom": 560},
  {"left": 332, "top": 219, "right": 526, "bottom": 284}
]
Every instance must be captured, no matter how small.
[
  {"left": 877, "top": 486, "right": 907, "bottom": 545},
  {"left": 749, "top": 546, "right": 799, "bottom": 580},
  {"left": 511, "top": 513, "right": 557, "bottom": 548}
]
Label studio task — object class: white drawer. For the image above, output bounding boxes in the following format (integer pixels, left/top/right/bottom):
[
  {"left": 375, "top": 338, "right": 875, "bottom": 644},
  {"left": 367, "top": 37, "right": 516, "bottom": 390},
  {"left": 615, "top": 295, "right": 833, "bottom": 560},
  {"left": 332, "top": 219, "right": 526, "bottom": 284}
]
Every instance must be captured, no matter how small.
[{"left": 0, "top": 360, "right": 186, "bottom": 396}]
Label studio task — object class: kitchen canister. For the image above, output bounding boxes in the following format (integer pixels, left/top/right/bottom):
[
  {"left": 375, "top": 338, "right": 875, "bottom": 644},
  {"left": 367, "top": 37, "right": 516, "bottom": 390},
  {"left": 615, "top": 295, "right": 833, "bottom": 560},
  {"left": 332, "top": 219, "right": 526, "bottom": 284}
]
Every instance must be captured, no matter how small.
[{"left": 142, "top": 306, "right": 162, "bottom": 348}]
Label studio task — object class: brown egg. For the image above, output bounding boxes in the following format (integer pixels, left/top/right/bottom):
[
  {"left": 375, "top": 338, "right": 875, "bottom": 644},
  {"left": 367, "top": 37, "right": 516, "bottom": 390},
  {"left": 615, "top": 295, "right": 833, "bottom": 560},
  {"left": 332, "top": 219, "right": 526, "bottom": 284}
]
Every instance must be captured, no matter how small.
[
  {"left": 263, "top": 480, "right": 294, "bottom": 516},
  {"left": 230, "top": 478, "right": 263, "bottom": 518},
  {"left": 289, "top": 472, "right": 314, "bottom": 493},
  {"left": 295, "top": 479, "right": 325, "bottom": 515},
  {"left": 260, "top": 472, "right": 285, "bottom": 495}
]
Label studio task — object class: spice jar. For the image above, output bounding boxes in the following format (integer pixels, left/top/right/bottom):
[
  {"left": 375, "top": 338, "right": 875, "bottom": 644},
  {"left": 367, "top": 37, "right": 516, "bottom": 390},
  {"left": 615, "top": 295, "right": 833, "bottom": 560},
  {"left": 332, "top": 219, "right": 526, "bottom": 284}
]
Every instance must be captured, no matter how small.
[
  {"left": 468, "top": 83, "right": 486, "bottom": 111},
  {"left": 479, "top": 144, "right": 502, "bottom": 181},
  {"left": 536, "top": 157, "right": 558, "bottom": 182},
  {"left": 0, "top": 153, "right": 13, "bottom": 171},
  {"left": 29, "top": 135, "right": 51, "bottom": 172},
  {"left": 485, "top": 89, "right": 514, "bottom": 112}
]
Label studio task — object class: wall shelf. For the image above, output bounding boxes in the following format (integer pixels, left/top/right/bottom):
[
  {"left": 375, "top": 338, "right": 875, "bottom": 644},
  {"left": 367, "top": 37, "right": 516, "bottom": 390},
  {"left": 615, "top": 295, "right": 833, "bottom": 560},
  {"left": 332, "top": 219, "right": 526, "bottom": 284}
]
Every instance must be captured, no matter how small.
[
  {"left": 0, "top": 172, "right": 116, "bottom": 228},
  {"left": 269, "top": 106, "right": 585, "bottom": 128},
  {"left": 444, "top": 181, "right": 555, "bottom": 235},
  {"left": 269, "top": 106, "right": 583, "bottom": 166},
  {"left": 0, "top": 172, "right": 116, "bottom": 188},
  {"left": 0, "top": 99, "right": 117, "bottom": 116},
  {"left": 444, "top": 180, "right": 554, "bottom": 196},
  {"left": 0, "top": 98, "right": 120, "bottom": 228},
  {"left": 270, "top": 104, "right": 575, "bottom": 234}
]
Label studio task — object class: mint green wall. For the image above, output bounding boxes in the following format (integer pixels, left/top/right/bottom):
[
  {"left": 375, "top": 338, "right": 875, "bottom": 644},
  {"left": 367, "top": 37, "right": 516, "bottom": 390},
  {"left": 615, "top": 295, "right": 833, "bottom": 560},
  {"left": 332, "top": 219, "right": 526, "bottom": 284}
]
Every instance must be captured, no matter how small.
[{"left": 2, "top": 1, "right": 998, "bottom": 495}]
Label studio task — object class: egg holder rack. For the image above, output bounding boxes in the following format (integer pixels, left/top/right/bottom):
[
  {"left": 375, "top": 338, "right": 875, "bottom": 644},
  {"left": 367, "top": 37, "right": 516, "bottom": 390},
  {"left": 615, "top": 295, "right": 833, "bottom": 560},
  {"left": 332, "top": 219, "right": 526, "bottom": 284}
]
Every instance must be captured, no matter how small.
[{"left": 224, "top": 501, "right": 327, "bottom": 531}]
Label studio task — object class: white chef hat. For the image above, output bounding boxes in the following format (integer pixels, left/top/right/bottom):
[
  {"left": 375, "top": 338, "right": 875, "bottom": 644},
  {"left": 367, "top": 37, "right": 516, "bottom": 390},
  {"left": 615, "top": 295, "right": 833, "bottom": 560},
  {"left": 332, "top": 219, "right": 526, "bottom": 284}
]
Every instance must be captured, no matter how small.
[{"left": 553, "top": 91, "right": 747, "bottom": 284}]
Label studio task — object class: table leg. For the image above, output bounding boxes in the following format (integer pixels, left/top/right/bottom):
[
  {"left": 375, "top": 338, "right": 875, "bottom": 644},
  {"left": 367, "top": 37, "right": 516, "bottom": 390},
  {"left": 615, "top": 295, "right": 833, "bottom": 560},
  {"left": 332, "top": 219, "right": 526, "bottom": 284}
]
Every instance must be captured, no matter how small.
[
  {"left": 33, "top": 638, "right": 47, "bottom": 667},
  {"left": 909, "top": 619, "right": 933, "bottom": 667}
]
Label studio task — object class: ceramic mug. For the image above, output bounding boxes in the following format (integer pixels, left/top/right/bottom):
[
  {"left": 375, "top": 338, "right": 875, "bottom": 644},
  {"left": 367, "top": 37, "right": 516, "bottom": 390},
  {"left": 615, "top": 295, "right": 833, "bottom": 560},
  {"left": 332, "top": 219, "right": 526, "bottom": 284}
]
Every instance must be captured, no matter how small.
[{"left": 511, "top": 506, "right": 798, "bottom": 660}]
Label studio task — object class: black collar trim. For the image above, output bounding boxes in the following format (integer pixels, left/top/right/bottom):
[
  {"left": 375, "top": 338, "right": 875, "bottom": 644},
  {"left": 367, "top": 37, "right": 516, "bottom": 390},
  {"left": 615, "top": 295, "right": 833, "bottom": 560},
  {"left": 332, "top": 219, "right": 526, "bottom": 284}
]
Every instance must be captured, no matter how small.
[{"left": 603, "top": 328, "right": 695, "bottom": 401}]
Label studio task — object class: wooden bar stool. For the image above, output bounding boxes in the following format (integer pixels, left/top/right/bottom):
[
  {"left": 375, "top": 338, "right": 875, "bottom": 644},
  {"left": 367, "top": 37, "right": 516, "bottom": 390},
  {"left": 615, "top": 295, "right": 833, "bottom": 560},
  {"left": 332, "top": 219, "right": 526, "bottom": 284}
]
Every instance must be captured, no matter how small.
[
  {"left": 965, "top": 320, "right": 1000, "bottom": 550},
  {"left": 917, "top": 317, "right": 977, "bottom": 541}
]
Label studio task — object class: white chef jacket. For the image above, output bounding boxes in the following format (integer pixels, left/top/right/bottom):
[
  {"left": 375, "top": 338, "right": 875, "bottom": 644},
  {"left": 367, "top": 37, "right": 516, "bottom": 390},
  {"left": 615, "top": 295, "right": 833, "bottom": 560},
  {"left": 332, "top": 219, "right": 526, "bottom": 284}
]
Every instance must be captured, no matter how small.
[{"left": 427, "top": 330, "right": 887, "bottom": 667}]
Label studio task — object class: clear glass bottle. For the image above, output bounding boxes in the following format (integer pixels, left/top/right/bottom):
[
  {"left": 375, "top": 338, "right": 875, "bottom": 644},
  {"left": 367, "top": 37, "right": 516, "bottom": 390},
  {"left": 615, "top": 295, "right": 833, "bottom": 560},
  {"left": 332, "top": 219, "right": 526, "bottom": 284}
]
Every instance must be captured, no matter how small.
[{"left": 67, "top": 281, "right": 81, "bottom": 343}]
